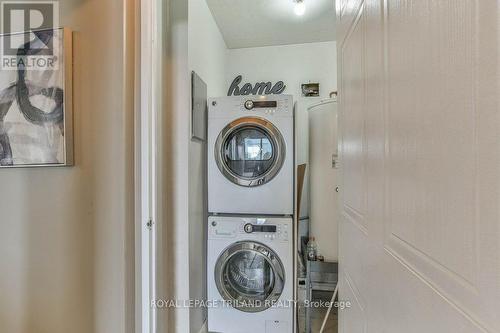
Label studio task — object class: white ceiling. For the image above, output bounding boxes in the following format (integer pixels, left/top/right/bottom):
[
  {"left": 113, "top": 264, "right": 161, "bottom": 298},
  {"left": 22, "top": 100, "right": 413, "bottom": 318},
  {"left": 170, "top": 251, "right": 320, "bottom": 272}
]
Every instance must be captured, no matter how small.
[{"left": 206, "top": 0, "right": 336, "bottom": 49}]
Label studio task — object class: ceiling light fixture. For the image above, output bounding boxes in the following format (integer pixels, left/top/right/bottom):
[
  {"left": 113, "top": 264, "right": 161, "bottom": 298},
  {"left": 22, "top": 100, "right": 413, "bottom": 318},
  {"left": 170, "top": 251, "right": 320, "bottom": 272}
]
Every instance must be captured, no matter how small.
[{"left": 294, "top": 0, "right": 306, "bottom": 16}]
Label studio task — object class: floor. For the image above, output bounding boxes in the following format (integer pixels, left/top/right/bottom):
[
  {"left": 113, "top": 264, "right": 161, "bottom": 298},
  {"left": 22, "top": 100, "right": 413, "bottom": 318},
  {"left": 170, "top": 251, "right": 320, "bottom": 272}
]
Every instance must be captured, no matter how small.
[{"left": 297, "top": 290, "right": 338, "bottom": 333}]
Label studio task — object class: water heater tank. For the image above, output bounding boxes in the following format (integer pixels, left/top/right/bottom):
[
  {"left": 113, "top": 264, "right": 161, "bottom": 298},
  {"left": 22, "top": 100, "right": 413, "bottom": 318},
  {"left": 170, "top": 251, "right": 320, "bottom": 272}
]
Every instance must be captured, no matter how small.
[{"left": 308, "top": 99, "right": 339, "bottom": 262}]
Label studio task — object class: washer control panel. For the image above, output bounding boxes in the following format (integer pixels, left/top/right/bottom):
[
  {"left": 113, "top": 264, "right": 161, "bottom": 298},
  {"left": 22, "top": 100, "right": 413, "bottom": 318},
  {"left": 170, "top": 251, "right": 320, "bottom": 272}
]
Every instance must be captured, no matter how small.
[
  {"left": 241, "top": 219, "right": 289, "bottom": 241},
  {"left": 209, "top": 217, "right": 290, "bottom": 242},
  {"left": 244, "top": 223, "right": 277, "bottom": 233}
]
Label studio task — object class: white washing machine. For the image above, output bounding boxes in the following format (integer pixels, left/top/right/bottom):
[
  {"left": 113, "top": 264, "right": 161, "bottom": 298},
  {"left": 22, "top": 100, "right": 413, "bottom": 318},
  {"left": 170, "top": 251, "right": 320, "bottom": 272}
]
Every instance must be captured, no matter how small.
[
  {"left": 208, "top": 95, "right": 294, "bottom": 215},
  {"left": 207, "top": 215, "right": 293, "bottom": 333}
]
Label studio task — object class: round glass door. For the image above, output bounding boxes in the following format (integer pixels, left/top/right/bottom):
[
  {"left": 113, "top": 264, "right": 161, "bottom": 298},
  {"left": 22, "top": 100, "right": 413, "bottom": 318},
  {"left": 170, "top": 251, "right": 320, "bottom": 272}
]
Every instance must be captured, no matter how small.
[
  {"left": 215, "top": 117, "right": 285, "bottom": 187},
  {"left": 215, "top": 241, "right": 285, "bottom": 313}
]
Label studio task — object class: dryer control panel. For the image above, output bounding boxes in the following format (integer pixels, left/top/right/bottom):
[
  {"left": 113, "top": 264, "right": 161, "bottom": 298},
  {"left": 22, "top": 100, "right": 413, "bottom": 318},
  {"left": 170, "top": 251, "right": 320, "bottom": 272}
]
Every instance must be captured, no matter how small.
[
  {"left": 208, "top": 95, "right": 293, "bottom": 119},
  {"left": 239, "top": 97, "right": 292, "bottom": 116}
]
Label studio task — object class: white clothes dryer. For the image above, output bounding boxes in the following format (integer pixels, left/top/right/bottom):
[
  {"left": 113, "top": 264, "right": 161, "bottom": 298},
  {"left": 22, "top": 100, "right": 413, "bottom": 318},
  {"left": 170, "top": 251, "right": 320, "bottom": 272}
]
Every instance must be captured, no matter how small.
[{"left": 208, "top": 95, "right": 294, "bottom": 215}]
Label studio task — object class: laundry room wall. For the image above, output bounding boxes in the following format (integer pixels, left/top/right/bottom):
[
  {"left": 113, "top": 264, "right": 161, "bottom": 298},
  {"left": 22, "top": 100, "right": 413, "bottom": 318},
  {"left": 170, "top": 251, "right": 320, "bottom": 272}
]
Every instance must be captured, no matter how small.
[
  {"left": 226, "top": 41, "right": 338, "bottom": 219},
  {"left": 0, "top": 1, "right": 135, "bottom": 333},
  {"left": 188, "top": 0, "right": 227, "bottom": 332},
  {"left": 189, "top": 0, "right": 227, "bottom": 97},
  {"left": 184, "top": 11, "right": 337, "bottom": 331},
  {"left": 226, "top": 41, "right": 337, "bottom": 100}
]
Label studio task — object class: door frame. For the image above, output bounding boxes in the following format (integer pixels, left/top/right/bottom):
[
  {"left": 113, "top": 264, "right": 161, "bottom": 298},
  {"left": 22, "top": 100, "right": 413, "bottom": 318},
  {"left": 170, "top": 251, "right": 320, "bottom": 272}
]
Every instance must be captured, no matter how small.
[{"left": 135, "top": 0, "right": 164, "bottom": 332}]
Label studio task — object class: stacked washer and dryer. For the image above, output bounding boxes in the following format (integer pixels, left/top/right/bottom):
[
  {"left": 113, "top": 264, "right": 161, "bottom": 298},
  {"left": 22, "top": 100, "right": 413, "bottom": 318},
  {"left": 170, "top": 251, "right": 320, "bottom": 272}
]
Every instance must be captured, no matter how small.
[{"left": 207, "top": 95, "right": 295, "bottom": 333}]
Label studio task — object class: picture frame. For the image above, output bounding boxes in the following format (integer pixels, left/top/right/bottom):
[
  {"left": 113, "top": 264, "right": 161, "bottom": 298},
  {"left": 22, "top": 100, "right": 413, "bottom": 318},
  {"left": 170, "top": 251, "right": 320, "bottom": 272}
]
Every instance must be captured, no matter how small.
[{"left": 0, "top": 27, "right": 73, "bottom": 167}]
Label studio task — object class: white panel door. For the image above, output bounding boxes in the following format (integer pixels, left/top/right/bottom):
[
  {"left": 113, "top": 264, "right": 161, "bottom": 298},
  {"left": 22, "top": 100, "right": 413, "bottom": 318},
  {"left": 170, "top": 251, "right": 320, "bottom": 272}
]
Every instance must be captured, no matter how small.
[{"left": 336, "top": 1, "right": 500, "bottom": 332}]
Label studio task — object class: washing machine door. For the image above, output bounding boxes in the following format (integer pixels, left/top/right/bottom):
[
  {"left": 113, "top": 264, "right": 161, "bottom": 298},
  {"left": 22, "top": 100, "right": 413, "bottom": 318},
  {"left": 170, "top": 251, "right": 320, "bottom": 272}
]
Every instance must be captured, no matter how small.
[
  {"left": 215, "top": 241, "right": 285, "bottom": 313},
  {"left": 215, "top": 117, "right": 286, "bottom": 187}
]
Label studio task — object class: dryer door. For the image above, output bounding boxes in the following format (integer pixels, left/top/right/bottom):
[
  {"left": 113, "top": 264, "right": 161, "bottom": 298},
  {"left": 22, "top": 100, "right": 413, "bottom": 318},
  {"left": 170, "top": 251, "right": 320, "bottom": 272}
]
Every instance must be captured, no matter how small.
[
  {"left": 215, "top": 117, "right": 286, "bottom": 187},
  {"left": 215, "top": 241, "right": 285, "bottom": 313}
]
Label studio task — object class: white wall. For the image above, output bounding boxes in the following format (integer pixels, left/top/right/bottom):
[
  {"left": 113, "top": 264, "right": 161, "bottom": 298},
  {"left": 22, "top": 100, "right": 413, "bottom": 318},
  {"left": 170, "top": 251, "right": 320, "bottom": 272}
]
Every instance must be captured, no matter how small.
[
  {"left": 189, "top": 0, "right": 227, "bottom": 97},
  {"left": 188, "top": 1, "right": 227, "bottom": 332},
  {"left": 0, "top": 1, "right": 135, "bottom": 333},
  {"left": 226, "top": 41, "right": 337, "bottom": 100},
  {"left": 155, "top": 0, "right": 190, "bottom": 332},
  {"left": 157, "top": 0, "right": 227, "bottom": 331}
]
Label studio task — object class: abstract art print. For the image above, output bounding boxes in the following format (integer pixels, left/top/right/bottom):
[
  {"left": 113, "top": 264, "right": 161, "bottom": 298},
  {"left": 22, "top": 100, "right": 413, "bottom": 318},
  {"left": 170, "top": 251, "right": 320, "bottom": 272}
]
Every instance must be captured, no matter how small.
[{"left": 0, "top": 27, "right": 73, "bottom": 167}]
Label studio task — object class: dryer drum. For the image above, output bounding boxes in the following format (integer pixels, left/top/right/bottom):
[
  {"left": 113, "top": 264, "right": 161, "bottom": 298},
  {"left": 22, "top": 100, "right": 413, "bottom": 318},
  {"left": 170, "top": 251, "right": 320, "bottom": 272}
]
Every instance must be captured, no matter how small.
[{"left": 215, "top": 117, "right": 286, "bottom": 187}]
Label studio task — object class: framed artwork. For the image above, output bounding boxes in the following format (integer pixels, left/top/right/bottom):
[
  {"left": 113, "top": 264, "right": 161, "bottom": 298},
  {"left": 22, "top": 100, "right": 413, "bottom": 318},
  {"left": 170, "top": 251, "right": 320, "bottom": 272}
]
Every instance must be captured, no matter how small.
[{"left": 0, "top": 27, "right": 73, "bottom": 167}]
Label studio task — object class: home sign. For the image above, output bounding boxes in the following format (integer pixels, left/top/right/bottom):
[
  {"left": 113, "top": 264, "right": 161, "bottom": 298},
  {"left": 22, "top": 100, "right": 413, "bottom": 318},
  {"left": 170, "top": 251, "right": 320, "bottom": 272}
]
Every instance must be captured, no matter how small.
[{"left": 227, "top": 75, "right": 286, "bottom": 96}]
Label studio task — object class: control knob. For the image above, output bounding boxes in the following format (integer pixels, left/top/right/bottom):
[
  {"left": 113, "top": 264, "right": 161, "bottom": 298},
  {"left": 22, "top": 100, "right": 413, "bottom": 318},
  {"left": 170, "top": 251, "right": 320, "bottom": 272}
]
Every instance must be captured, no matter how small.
[
  {"left": 244, "top": 223, "right": 254, "bottom": 233},
  {"left": 244, "top": 100, "right": 254, "bottom": 110}
]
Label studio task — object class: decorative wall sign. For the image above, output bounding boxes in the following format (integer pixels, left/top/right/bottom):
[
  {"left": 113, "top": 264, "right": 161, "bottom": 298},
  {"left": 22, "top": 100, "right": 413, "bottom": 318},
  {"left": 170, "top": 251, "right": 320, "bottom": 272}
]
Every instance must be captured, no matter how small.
[
  {"left": 0, "top": 28, "right": 73, "bottom": 167},
  {"left": 227, "top": 75, "right": 286, "bottom": 96}
]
